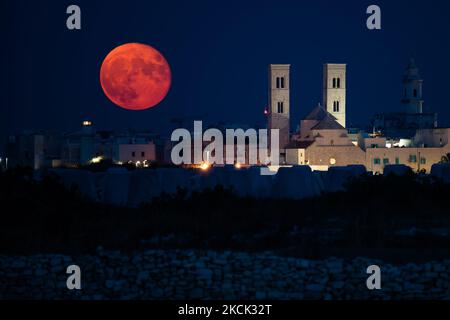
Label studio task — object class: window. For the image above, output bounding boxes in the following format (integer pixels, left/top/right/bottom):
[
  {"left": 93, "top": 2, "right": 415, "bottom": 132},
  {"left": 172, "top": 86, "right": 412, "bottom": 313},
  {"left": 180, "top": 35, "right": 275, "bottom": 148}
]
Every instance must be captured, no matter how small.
[
  {"left": 337, "top": 78, "right": 341, "bottom": 88},
  {"left": 420, "top": 157, "right": 426, "bottom": 165},
  {"left": 332, "top": 78, "right": 336, "bottom": 88},
  {"left": 371, "top": 144, "right": 378, "bottom": 149},
  {"left": 330, "top": 140, "right": 334, "bottom": 146},
  {"left": 409, "top": 155, "right": 417, "bottom": 163},
  {"left": 277, "top": 102, "right": 284, "bottom": 114},
  {"left": 141, "top": 152, "right": 145, "bottom": 157},
  {"left": 413, "top": 89, "right": 418, "bottom": 98},
  {"left": 276, "top": 77, "right": 285, "bottom": 89},
  {"left": 395, "top": 157, "right": 400, "bottom": 165},
  {"left": 374, "top": 158, "right": 381, "bottom": 165},
  {"left": 132, "top": 152, "right": 136, "bottom": 157},
  {"left": 333, "top": 101, "right": 340, "bottom": 112},
  {"left": 383, "top": 158, "right": 389, "bottom": 165}
]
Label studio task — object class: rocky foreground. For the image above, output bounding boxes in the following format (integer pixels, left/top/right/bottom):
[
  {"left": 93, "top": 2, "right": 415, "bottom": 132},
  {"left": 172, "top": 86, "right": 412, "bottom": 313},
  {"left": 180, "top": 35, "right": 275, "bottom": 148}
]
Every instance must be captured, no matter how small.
[{"left": 1, "top": 249, "right": 450, "bottom": 300}]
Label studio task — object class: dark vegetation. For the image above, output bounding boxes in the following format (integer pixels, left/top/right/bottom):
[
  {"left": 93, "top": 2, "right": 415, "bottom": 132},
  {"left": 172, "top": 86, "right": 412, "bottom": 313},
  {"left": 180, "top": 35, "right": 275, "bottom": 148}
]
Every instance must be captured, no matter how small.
[
  {"left": 1, "top": 167, "right": 450, "bottom": 261},
  {"left": 73, "top": 158, "right": 178, "bottom": 172}
]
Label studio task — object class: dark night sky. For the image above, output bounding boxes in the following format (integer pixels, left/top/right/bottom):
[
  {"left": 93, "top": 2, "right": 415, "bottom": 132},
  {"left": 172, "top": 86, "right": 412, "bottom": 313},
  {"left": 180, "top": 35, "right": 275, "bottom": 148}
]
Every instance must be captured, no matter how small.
[{"left": 2, "top": 0, "right": 450, "bottom": 139}]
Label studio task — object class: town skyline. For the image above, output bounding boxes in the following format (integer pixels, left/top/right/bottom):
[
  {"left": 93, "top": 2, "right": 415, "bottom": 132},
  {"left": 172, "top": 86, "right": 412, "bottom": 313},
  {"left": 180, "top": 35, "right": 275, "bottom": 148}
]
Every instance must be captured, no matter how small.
[
  {"left": 3, "top": 0, "right": 450, "bottom": 141},
  {"left": 1, "top": 58, "right": 447, "bottom": 135}
]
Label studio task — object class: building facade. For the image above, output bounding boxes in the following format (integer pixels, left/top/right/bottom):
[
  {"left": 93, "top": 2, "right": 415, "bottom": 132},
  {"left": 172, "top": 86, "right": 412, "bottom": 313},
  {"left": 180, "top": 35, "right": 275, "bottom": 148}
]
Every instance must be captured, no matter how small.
[
  {"left": 284, "top": 60, "right": 450, "bottom": 174},
  {"left": 287, "top": 105, "right": 450, "bottom": 174},
  {"left": 6, "top": 121, "right": 160, "bottom": 170}
]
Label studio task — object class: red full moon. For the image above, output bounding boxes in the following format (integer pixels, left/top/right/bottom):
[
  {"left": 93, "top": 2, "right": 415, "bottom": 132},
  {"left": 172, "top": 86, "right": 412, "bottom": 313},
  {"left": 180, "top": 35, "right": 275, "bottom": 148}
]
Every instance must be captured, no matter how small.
[{"left": 100, "top": 43, "right": 171, "bottom": 110}]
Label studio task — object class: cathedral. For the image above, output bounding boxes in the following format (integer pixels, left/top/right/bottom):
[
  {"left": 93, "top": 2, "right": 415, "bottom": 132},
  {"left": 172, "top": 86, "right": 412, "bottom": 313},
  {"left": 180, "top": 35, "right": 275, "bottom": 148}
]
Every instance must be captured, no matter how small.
[{"left": 267, "top": 61, "right": 450, "bottom": 173}]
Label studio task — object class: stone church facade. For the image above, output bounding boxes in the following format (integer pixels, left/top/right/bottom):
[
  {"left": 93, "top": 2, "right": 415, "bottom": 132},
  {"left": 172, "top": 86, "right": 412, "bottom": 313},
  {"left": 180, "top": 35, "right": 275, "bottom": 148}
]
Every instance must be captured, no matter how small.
[{"left": 268, "top": 61, "right": 450, "bottom": 174}]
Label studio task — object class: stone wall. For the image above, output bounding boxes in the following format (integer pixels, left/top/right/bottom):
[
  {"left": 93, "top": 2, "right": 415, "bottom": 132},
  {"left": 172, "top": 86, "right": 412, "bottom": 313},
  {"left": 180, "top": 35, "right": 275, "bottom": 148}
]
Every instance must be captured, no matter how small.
[{"left": 1, "top": 249, "right": 450, "bottom": 300}]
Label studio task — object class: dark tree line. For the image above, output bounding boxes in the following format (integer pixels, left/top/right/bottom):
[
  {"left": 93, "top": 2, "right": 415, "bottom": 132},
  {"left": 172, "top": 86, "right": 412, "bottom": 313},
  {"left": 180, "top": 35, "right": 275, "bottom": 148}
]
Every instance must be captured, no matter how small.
[{"left": 1, "top": 167, "right": 450, "bottom": 260}]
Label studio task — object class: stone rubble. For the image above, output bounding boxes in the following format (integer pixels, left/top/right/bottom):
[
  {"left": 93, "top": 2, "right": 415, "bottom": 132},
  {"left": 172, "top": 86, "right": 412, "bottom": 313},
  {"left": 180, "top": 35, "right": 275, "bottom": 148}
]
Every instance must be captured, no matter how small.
[{"left": 1, "top": 250, "right": 450, "bottom": 300}]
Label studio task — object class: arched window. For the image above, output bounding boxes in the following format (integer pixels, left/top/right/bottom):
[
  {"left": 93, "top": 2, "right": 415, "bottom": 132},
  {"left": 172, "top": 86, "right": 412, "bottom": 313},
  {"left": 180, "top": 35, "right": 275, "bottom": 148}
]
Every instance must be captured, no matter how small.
[
  {"left": 332, "top": 78, "right": 336, "bottom": 88},
  {"left": 281, "top": 77, "right": 285, "bottom": 89},
  {"left": 333, "top": 101, "right": 340, "bottom": 112},
  {"left": 337, "top": 78, "right": 341, "bottom": 88},
  {"left": 276, "top": 77, "right": 280, "bottom": 89},
  {"left": 277, "top": 102, "right": 284, "bottom": 114}
]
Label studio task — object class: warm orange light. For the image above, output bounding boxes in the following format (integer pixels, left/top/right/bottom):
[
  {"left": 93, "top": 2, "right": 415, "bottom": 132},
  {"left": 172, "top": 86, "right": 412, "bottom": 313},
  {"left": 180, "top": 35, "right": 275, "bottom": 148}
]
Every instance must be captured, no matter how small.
[
  {"left": 200, "top": 163, "right": 210, "bottom": 171},
  {"left": 235, "top": 163, "right": 242, "bottom": 169}
]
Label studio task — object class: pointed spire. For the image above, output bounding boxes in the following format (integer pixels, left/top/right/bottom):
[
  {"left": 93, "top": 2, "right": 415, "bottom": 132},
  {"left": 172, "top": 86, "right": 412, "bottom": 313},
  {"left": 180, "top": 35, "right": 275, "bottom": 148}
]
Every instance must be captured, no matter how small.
[{"left": 404, "top": 58, "right": 421, "bottom": 81}]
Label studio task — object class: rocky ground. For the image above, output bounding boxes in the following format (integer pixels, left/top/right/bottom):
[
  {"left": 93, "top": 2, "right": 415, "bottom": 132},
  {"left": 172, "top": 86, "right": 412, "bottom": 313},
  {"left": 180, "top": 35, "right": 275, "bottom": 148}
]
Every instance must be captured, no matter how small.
[{"left": 1, "top": 249, "right": 450, "bottom": 300}]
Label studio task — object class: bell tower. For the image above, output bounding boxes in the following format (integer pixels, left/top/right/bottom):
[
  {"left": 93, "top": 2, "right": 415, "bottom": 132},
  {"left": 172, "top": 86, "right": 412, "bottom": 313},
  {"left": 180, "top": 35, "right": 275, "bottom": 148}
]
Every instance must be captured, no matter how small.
[
  {"left": 268, "top": 64, "right": 290, "bottom": 149},
  {"left": 323, "top": 63, "right": 347, "bottom": 128},
  {"left": 401, "top": 59, "right": 424, "bottom": 114}
]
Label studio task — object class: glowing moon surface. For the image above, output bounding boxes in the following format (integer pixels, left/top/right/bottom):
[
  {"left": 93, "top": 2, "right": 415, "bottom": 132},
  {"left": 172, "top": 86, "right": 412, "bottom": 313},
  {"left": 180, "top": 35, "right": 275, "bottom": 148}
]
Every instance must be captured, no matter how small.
[{"left": 100, "top": 43, "right": 171, "bottom": 110}]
